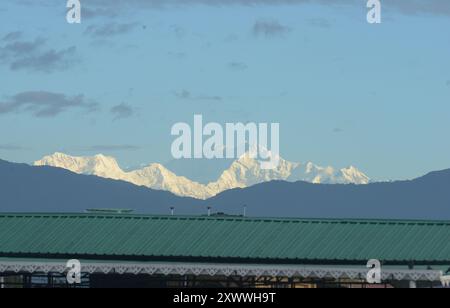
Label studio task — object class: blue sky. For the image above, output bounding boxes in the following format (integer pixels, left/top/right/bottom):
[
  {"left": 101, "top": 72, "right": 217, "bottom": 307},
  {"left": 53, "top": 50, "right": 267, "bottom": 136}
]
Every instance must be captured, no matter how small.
[{"left": 0, "top": 0, "right": 449, "bottom": 181}]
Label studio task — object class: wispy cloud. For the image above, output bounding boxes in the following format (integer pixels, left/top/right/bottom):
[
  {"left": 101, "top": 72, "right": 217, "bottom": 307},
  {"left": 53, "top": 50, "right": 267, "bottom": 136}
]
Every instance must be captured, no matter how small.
[
  {"left": 167, "top": 51, "right": 187, "bottom": 59},
  {"left": 15, "top": 0, "right": 450, "bottom": 18},
  {"left": 174, "top": 90, "right": 222, "bottom": 101},
  {"left": 83, "top": 7, "right": 119, "bottom": 19},
  {"left": 85, "top": 23, "right": 140, "bottom": 38},
  {"left": 228, "top": 61, "right": 248, "bottom": 71},
  {"left": 387, "top": 0, "right": 450, "bottom": 17},
  {"left": 307, "top": 18, "right": 332, "bottom": 29},
  {"left": 0, "top": 144, "right": 29, "bottom": 151},
  {"left": 198, "top": 95, "right": 222, "bottom": 101},
  {"left": 252, "top": 20, "right": 291, "bottom": 38},
  {"left": 0, "top": 37, "right": 45, "bottom": 56},
  {"left": 10, "top": 46, "right": 77, "bottom": 73},
  {"left": 2, "top": 31, "right": 23, "bottom": 42},
  {"left": 0, "top": 36, "right": 78, "bottom": 73},
  {"left": 174, "top": 89, "right": 192, "bottom": 100},
  {"left": 0, "top": 91, "right": 99, "bottom": 118},
  {"left": 78, "top": 145, "right": 141, "bottom": 152},
  {"left": 111, "top": 102, "right": 135, "bottom": 120}
]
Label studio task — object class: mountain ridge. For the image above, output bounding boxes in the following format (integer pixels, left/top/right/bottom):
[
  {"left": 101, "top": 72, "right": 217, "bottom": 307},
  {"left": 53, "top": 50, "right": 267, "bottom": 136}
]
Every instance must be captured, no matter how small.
[
  {"left": 207, "top": 169, "right": 450, "bottom": 220},
  {"left": 34, "top": 152, "right": 370, "bottom": 199},
  {"left": 0, "top": 158, "right": 201, "bottom": 214},
  {"left": 1, "top": 158, "right": 450, "bottom": 220}
]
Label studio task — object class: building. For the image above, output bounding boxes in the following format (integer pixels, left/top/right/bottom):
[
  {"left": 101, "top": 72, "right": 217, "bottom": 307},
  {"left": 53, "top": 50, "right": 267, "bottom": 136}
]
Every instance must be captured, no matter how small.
[{"left": 0, "top": 213, "right": 449, "bottom": 288}]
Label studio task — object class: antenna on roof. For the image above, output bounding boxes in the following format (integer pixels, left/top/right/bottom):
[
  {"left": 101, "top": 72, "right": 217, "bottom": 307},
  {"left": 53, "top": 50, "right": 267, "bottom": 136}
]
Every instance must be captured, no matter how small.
[
  {"left": 170, "top": 207, "right": 175, "bottom": 216},
  {"left": 207, "top": 206, "right": 212, "bottom": 217}
]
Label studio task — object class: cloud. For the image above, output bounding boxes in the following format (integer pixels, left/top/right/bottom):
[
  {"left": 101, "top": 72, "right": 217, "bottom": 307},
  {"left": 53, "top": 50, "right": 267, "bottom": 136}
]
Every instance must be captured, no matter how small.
[
  {"left": 0, "top": 144, "right": 28, "bottom": 151},
  {"left": 198, "top": 95, "right": 222, "bottom": 101},
  {"left": 167, "top": 51, "right": 187, "bottom": 59},
  {"left": 79, "top": 145, "right": 141, "bottom": 152},
  {"left": 111, "top": 103, "right": 135, "bottom": 120},
  {"left": 85, "top": 23, "right": 140, "bottom": 38},
  {"left": 174, "top": 89, "right": 192, "bottom": 99},
  {"left": 307, "top": 18, "right": 332, "bottom": 28},
  {"left": 2, "top": 31, "right": 23, "bottom": 42},
  {"left": 0, "top": 37, "right": 78, "bottom": 73},
  {"left": 228, "top": 61, "right": 248, "bottom": 71},
  {"left": 0, "top": 38, "right": 45, "bottom": 56},
  {"left": 252, "top": 20, "right": 291, "bottom": 38},
  {"left": 15, "top": 0, "right": 450, "bottom": 18},
  {"left": 333, "top": 128, "right": 344, "bottom": 133},
  {"left": 83, "top": 7, "right": 119, "bottom": 19},
  {"left": 387, "top": 0, "right": 450, "bottom": 17},
  {"left": 0, "top": 91, "right": 99, "bottom": 118},
  {"left": 10, "top": 46, "right": 77, "bottom": 73},
  {"left": 174, "top": 90, "right": 222, "bottom": 101},
  {"left": 170, "top": 25, "right": 187, "bottom": 39}
]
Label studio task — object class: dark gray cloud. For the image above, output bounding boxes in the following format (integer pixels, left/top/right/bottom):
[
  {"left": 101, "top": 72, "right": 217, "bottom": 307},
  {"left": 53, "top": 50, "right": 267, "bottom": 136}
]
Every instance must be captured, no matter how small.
[
  {"left": 85, "top": 23, "right": 140, "bottom": 38},
  {"left": 111, "top": 102, "right": 135, "bottom": 120},
  {"left": 0, "top": 91, "right": 99, "bottom": 118},
  {"left": 0, "top": 36, "right": 78, "bottom": 73},
  {"left": 228, "top": 61, "right": 248, "bottom": 71},
  {"left": 79, "top": 145, "right": 141, "bottom": 152},
  {"left": 253, "top": 20, "right": 291, "bottom": 38}
]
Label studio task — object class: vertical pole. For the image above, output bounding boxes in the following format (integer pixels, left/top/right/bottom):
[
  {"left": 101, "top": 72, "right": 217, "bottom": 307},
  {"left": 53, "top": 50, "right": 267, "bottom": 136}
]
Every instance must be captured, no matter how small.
[{"left": 408, "top": 263, "right": 417, "bottom": 289}]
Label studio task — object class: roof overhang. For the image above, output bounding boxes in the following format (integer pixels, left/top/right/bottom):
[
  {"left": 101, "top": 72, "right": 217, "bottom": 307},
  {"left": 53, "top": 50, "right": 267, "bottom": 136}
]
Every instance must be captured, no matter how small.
[{"left": 0, "top": 258, "right": 444, "bottom": 282}]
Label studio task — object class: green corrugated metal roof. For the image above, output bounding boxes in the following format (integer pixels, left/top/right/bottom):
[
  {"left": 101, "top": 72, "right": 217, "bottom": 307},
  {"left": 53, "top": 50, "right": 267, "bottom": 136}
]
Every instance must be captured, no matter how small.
[{"left": 0, "top": 213, "right": 449, "bottom": 265}]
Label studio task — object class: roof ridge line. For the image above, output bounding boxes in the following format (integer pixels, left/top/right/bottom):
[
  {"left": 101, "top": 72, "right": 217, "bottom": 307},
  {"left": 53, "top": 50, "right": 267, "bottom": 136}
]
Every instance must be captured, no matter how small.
[{"left": 0, "top": 212, "right": 449, "bottom": 225}]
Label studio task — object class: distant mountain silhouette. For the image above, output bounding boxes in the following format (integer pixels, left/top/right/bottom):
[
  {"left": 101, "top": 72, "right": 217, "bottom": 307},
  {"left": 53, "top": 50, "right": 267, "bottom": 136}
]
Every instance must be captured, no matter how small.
[
  {"left": 208, "top": 169, "right": 450, "bottom": 220},
  {"left": 0, "top": 159, "right": 201, "bottom": 214},
  {"left": 1, "top": 159, "right": 449, "bottom": 220}
]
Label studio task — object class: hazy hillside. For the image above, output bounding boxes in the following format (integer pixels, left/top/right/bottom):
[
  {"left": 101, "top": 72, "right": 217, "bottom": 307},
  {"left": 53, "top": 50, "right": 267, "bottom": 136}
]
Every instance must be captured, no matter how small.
[
  {"left": 0, "top": 159, "right": 201, "bottom": 214},
  {"left": 208, "top": 170, "right": 450, "bottom": 220}
]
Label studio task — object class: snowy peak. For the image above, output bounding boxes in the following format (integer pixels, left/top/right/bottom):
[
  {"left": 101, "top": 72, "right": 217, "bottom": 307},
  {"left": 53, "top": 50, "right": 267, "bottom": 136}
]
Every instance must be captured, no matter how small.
[
  {"left": 340, "top": 165, "right": 370, "bottom": 184},
  {"left": 288, "top": 162, "right": 370, "bottom": 185},
  {"left": 34, "top": 152, "right": 123, "bottom": 179},
  {"left": 34, "top": 153, "right": 211, "bottom": 199},
  {"left": 34, "top": 152, "right": 370, "bottom": 199}
]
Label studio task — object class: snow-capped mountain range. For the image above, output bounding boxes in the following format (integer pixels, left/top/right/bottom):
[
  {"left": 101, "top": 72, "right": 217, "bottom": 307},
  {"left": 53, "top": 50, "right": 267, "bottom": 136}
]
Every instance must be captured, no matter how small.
[{"left": 34, "top": 152, "right": 370, "bottom": 199}]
